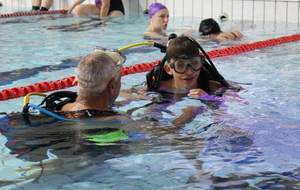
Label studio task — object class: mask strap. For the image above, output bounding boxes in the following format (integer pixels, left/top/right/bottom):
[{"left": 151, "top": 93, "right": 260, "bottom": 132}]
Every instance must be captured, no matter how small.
[{"left": 186, "top": 35, "right": 229, "bottom": 88}]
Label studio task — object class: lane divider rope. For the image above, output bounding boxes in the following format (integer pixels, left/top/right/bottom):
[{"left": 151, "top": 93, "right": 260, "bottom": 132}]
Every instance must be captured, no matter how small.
[
  {"left": 1, "top": 34, "right": 300, "bottom": 101},
  {"left": 0, "top": 10, "right": 67, "bottom": 18}
]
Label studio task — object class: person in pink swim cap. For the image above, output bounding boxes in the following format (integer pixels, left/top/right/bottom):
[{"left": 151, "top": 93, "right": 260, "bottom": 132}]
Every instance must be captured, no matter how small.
[{"left": 143, "top": 3, "right": 169, "bottom": 40}]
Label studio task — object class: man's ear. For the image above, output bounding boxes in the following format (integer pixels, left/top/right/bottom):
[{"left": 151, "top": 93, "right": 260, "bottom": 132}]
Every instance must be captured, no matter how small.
[
  {"left": 164, "top": 64, "right": 173, "bottom": 75},
  {"left": 107, "top": 79, "right": 115, "bottom": 94}
]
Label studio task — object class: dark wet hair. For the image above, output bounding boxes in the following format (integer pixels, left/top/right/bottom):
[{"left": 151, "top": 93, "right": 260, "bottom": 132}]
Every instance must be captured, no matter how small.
[
  {"left": 199, "top": 18, "right": 221, "bottom": 35},
  {"left": 165, "top": 35, "right": 199, "bottom": 62}
]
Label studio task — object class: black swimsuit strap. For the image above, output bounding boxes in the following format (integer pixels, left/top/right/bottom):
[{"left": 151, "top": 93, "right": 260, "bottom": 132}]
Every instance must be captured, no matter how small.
[
  {"left": 231, "top": 32, "right": 238, "bottom": 39},
  {"left": 220, "top": 32, "right": 237, "bottom": 39}
]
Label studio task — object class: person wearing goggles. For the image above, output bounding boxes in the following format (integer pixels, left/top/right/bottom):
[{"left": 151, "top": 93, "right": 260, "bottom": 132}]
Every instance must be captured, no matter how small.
[
  {"left": 168, "top": 55, "right": 204, "bottom": 74},
  {"left": 60, "top": 49, "right": 126, "bottom": 112},
  {"left": 160, "top": 35, "right": 223, "bottom": 97}
]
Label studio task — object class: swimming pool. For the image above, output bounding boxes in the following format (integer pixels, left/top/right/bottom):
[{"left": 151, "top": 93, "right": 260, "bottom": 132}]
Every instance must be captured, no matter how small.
[{"left": 1, "top": 13, "right": 300, "bottom": 189}]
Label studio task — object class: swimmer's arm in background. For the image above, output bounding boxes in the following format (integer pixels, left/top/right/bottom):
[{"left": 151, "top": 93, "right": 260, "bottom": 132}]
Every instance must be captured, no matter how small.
[
  {"left": 182, "top": 30, "right": 210, "bottom": 42},
  {"left": 143, "top": 31, "right": 168, "bottom": 40},
  {"left": 182, "top": 29, "right": 197, "bottom": 36},
  {"left": 100, "top": 0, "right": 110, "bottom": 17},
  {"left": 63, "top": 0, "right": 85, "bottom": 13}
]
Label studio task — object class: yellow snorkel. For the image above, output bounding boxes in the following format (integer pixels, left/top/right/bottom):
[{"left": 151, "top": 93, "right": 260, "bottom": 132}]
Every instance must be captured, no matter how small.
[
  {"left": 118, "top": 42, "right": 154, "bottom": 51},
  {"left": 117, "top": 42, "right": 166, "bottom": 52}
]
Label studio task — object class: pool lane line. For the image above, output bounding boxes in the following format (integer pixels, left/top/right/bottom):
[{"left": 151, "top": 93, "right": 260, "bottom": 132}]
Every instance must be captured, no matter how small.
[
  {"left": 1, "top": 33, "right": 300, "bottom": 101},
  {"left": 0, "top": 10, "right": 67, "bottom": 18}
]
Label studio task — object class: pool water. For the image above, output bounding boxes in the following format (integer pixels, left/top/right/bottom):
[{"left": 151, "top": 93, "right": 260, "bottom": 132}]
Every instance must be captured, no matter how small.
[{"left": 1, "top": 13, "right": 300, "bottom": 189}]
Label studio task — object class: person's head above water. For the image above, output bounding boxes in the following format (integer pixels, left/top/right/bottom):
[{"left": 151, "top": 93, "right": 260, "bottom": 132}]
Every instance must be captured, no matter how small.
[
  {"left": 148, "top": 3, "right": 168, "bottom": 18},
  {"left": 199, "top": 18, "right": 221, "bottom": 36},
  {"left": 146, "top": 34, "right": 231, "bottom": 92},
  {"left": 162, "top": 35, "right": 205, "bottom": 89},
  {"left": 58, "top": 49, "right": 126, "bottom": 112},
  {"left": 166, "top": 35, "right": 200, "bottom": 62},
  {"left": 75, "top": 50, "right": 125, "bottom": 100},
  {"left": 143, "top": 3, "right": 169, "bottom": 38}
]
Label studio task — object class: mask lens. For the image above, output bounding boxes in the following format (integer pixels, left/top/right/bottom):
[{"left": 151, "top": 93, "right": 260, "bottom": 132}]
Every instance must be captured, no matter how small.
[
  {"left": 173, "top": 55, "right": 203, "bottom": 74},
  {"left": 174, "top": 60, "right": 187, "bottom": 73},
  {"left": 189, "top": 56, "right": 203, "bottom": 70}
]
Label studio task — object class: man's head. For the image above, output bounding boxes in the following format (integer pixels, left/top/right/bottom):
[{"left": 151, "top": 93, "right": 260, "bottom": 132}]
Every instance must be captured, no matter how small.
[{"left": 75, "top": 51, "right": 125, "bottom": 100}]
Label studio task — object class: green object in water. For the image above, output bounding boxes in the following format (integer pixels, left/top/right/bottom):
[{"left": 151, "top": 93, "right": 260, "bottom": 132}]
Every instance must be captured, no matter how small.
[{"left": 83, "top": 129, "right": 129, "bottom": 145}]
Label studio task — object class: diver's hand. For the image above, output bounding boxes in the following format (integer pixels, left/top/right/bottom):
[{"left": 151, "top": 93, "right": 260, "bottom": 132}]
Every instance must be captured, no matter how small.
[{"left": 188, "top": 89, "right": 208, "bottom": 99}]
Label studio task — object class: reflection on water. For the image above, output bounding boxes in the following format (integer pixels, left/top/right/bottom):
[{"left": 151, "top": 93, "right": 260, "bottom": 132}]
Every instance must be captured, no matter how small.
[
  {"left": 1, "top": 13, "right": 300, "bottom": 189},
  {"left": 0, "top": 110, "right": 207, "bottom": 188},
  {"left": 2, "top": 107, "right": 300, "bottom": 189},
  {"left": 1, "top": 85, "right": 300, "bottom": 189}
]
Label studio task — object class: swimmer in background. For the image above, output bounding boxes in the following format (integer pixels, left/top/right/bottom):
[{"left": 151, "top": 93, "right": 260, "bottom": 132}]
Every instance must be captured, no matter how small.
[
  {"left": 143, "top": 3, "right": 169, "bottom": 40},
  {"left": 32, "top": 0, "right": 53, "bottom": 11},
  {"left": 63, "top": 0, "right": 124, "bottom": 17},
  {"left": 199, "top": 18, "right": 243, "bottom": 40}
]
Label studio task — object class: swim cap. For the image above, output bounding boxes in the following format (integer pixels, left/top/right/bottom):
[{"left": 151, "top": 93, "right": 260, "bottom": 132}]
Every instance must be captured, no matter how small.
[
  {"left": 148, "top": 3, "right": 167, "bottom": 18},
  {"left": 199, "top": 18, "right": 221, "bottom": 35}
]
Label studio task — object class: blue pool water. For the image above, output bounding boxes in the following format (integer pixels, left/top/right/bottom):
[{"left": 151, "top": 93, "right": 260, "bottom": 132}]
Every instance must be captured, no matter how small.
[{"left": 1, "top": 13, "right": 300, "bottom": 189}]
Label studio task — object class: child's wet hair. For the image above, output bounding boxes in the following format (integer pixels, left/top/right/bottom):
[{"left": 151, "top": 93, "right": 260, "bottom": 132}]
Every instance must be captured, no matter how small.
[{"left": 166, "top": 35, "right": 199, "bottom": 62}]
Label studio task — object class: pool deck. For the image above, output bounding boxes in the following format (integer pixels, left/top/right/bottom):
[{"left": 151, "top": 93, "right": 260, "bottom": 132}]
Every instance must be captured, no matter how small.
[{"left": 0, "top": 0, "right": 299, "bottom": 23}]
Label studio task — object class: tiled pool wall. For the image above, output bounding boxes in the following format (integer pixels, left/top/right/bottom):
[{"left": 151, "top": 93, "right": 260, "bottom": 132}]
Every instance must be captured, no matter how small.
[{"left": 1, "top": 0, "right": 300, "bottom": 23}]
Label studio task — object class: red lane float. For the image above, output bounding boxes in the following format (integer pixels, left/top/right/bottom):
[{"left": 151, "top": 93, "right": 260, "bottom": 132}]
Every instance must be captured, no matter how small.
[
  {"left": 207, "top": 34, "right": 300, "bottom": 58},
  {"left": 0, "top": 10, "right": 67, "bottom": 18},
  {"left": 1, "top": 34, "right": 300, "bottom": 101}
]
